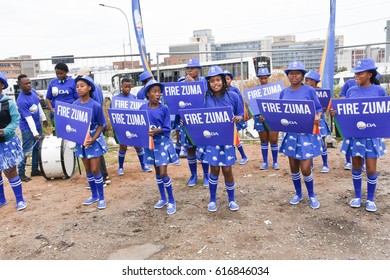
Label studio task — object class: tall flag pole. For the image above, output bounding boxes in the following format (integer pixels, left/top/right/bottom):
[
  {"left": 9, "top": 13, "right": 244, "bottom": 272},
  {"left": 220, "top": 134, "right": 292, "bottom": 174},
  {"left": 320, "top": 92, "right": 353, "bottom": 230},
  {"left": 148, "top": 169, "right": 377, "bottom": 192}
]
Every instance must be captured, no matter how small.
[
  {"left": 319, "top": 0, "right": 336, "bottom": 99},
  {"left": 131, "top": 0, "right": 152, "bottom": 73}
]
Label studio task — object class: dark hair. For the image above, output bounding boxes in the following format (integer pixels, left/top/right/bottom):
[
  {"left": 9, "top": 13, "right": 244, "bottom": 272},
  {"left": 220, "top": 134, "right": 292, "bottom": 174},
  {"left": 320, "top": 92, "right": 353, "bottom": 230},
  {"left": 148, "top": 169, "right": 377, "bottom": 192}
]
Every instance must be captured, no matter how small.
[
  {"left": 206, "top": 74, "right": 228, "bottom": 95},
  {"left": 121, "top": 78, "right": 132, "bottom": 84},
  {"left": 369, "top": 70, "right": 380, "bottom": 85},
  {"left": 17, "top": 74, "right": 28, "bottom": 83},
  {"left": 55, "top": 63, "right": 69, "bottom": 72}
]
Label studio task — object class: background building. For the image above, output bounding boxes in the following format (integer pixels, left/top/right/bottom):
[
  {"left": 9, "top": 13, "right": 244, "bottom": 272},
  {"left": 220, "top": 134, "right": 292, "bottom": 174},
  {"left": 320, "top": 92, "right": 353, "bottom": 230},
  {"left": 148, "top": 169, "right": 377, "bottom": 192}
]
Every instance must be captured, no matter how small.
[{"left": 0, "top": 55, "right": 40, "bottom": 78}]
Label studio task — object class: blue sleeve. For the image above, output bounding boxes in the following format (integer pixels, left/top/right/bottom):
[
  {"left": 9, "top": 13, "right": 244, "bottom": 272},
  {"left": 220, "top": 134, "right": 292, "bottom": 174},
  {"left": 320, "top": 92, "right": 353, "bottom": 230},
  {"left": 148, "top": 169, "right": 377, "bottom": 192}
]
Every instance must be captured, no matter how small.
[
  {"left": 96, "top": 103, "right": 106, "bottom": 127},
  {"left": 311, "top": 89, "right": 323, "bottom": 113},
  {"left": 17, "top": 97, "right": 32, "bottom": 118},
  {"left": 3, "top": 99, "right": 20, "bottom": 139},
  {"left": 46, "top": 81, "right": 53, "bottom": 100},
  {"left": 161, "top": 106, "right": 171, "bottom": 133},
  {"left": 339, "top": 83, "right": 349, "bottom": 97},
  {"left": 233, "top": 92, "right": 244, "bottom": 117},
  {"left": 378, "top": 86, "right": 387, "bottom": 97}
]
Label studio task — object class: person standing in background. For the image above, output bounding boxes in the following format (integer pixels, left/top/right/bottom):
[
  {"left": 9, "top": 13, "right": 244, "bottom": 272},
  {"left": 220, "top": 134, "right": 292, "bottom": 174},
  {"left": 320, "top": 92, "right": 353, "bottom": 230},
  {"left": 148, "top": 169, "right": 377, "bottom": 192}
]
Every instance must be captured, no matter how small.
[
  {"left": 255, "top": 68, "right": 280, "bottom": 170},
  {"left": 16, "top": 74, "right": 47, "bottom": 182},
  {"left": 136, "top": 71, "right": 153, "bottom": 100},
  {"left": 45, "top": 63, "right": 78, "bottom": 135}
]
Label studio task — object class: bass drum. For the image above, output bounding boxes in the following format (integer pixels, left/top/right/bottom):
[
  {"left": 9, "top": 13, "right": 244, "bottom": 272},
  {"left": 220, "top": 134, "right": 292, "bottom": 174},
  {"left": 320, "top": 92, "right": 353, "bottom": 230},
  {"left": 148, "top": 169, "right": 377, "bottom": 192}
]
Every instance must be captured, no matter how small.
[{"left": 39, "top": 136, "right": 76, "bottom": 180}]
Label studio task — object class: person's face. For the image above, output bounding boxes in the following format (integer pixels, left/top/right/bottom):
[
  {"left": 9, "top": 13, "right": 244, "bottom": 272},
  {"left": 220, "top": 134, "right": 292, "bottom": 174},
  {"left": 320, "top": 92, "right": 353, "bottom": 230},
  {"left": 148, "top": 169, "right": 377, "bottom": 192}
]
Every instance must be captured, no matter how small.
[
  {"left": 55, "top": 69, "right": 68, "bottom": 80},
  {"left": 121, "top": 82, "right": 132, "bottom": 95},
  {"left": 186, "top": 67, "right": 200, "bottom": 79},
  {"left": 354, "top": 71, "right": 372, "bottom": 86},
  {"left": 304, "top": 77, "right": 317, "bottom": 88},
  {"left": 225, "top": 75, "right": 232, "bottom": 86},
  {"left": 259, "top": 76, "right": 269, "bottom": 85},
  {"left": 20, "top": 77, "right": 32, "bottom": 93},
  {"left": 147, "top": 85, "right": 162, "bottom": 103},
  {"left": 0, "top": 81, "right": 5, "bottom": 91},
  {"left": 209, "top": 75, "right": 224, "bottom": 93},
  {"left": 76, "top": 80, "right": 91, "bottom": 97},
  {"left": 288, "top": 71, "right": 304, "bottom": 85}
]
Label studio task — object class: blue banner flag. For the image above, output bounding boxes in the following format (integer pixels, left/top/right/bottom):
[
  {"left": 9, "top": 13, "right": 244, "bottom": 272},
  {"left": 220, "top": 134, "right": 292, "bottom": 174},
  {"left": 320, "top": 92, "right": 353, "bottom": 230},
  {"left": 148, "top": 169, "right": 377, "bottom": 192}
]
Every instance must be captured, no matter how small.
[
  {"left": 332, "top": 97, "right": 390, "bottom": 138},
  {"left": 132, "top": 0, "right": 151, "bottom": 73},
  {"left": 315, "top": 88, "right": 332, "bottom": 109},
  {"left": 256, "top": 99, "right": 318, "bottom": 134},
  {"left": 318, "top": 0, "right": 336, "bottom": 95},
  {"left": 162, "top": 81, "right": 206, "bottom": 114},
  {"left": 179, "top": 107, "right": 235, "bottom": 146},
  {"left": 55, "top": 101, "right": 92, "bottom": 145},
  {"left": 243, "top": 81, "right": 284, "bottom": 115},
  {"left": 108, "top": 108, "right": 151, "bottom": 148}
]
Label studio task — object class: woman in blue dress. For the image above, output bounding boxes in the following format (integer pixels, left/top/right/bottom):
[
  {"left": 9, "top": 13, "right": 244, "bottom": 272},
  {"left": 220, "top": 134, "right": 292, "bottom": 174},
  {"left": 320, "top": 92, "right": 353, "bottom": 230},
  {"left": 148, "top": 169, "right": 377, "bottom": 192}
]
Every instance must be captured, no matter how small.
[
  {"left": 197, "top": 66, "right": 244, "bottom": 212},
  {"left": 279, "top": 61, "right": 323, "bottom": 209},
  {"left": 140, "top": 80, "right": 179, "bottom": 215},
  {"left": 74, "top": 76, "right": 108, "bottom": 210},
  {"left": 224, "top": 70, "right": 248, "bottom": 165},
  {"left": 0, "top": 72, "right": 28, "bottom": 211},
  {"left": 304, "top": 70, "right": 331, "bottom": 173},
  {"left": 255, "top": 68, "right": 280, "bottom": 170},
  {"left": 333, "top": 58, "right": 386, "bottom": 212}
]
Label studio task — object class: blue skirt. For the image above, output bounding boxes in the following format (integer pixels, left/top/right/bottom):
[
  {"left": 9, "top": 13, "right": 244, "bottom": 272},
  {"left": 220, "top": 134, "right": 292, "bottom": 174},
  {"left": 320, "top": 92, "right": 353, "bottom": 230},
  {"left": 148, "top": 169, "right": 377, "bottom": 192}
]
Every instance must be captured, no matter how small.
[
  {"left": 75, "top": 132, "right": 107, "bottom": 159},
  {"left": 196, "top": 145, "right": 236, "bottom": 167},
  {"left": 319, "top": 115, "right": 330, "bottom": 137},
  {"left": 145, "top": 135, "right": 178, "bottom": 166},
  {"left": 0, "top": 135, "right": 24, "bottom": 171},
  {"left": 279, "top": 133, "right": 323, "bottom": 160},
  {"left": 253, "top": 114, "right": 266, "bottom": 132},
  {"left": 341, "top": 137, "right": 386, "bottom": 158}
]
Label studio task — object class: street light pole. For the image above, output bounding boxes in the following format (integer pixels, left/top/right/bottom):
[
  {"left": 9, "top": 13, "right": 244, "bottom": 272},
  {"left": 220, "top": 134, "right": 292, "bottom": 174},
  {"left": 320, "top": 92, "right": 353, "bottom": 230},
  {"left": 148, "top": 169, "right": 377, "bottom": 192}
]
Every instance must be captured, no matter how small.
[{"left": 99, "top": 3, "right": 134, "bottom": 69}]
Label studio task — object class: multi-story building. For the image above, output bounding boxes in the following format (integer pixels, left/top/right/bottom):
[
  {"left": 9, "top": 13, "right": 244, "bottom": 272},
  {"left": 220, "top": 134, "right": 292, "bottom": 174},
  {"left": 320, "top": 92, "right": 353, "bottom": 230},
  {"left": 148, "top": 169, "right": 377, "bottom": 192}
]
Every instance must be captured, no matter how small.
[{"left": 0, "top": 55, "right": 40, "bottom": 78}]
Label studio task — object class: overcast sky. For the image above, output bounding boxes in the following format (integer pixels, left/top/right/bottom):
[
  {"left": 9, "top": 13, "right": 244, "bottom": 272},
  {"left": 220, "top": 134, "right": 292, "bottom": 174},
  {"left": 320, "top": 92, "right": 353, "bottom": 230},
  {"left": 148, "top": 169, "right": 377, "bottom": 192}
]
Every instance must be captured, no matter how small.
[{"left": 2, "top": 0, "right": 389, "bottom": 61}]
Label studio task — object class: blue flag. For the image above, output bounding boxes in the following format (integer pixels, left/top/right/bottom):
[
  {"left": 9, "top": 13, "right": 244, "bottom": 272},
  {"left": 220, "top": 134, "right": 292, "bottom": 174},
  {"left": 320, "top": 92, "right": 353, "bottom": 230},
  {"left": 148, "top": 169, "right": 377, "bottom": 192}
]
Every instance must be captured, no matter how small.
[{"left": 131, "top": 0, "right": 151, "bottom": 73}]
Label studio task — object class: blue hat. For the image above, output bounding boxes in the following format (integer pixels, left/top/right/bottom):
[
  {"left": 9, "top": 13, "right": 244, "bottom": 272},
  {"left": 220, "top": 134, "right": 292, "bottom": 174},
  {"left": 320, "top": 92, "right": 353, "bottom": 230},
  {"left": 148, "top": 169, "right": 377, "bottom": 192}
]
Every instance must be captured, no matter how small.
[
  {"left": 185, "top": 58, "right": 202, "bottom": 68},
  {"left": 205, "top": 66, "right": 226, "bottom": 80},
  {"left": 144, "top": 79, "right": 165, "bottom": 99},
  {"left": 223, "top": 70, "right": 234, "bottom": 80},
  {"left": 75, "top": 75, "right": 95, "bottom": 92},
  {"left": 178, "top": 76, "right": 185, "bottom": 82},
  {"left": 257, "top": 68, "right": 271, "bottom": 77},
  {"left": 284, "top": 60, "right": 307, "bottom": 75},
  {"left": 305, "top": 70, "right": 321, "bottom": 82},
  {"left": 351, "top": 58, "right": 378, "bottom": 73},
  {"left": 0, "top": 72, "right": 9, "bottom": 89},
  {"left": 139, "top": 71, "right": 153, "bottom": 82}
]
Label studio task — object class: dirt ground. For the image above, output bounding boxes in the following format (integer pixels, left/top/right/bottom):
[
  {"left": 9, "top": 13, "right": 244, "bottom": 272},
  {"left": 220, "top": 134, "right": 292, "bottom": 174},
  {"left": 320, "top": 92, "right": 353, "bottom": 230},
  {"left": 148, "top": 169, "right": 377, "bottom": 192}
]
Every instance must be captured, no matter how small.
[{"left": 1, "top": 137, "right": 390, "bottom": 260}]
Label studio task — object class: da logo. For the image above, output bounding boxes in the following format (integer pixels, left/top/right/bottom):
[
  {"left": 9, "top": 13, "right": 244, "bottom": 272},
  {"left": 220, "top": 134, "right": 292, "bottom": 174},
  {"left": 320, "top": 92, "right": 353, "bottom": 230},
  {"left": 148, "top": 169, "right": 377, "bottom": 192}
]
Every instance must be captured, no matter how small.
[
  {"left": 125, "top": 131, "right": 137, "bottom": 139},
  {"left": 178, "top": 101, "right": 186, "bottom": 108},
  {"left": 203, "top": 130, "right": 219, "bottom": 138},
  {"left": 281, "top": 118, "right": 298, "bottom": 126},
  {"left": 356, "top": 121, "right": 376, "bottom": 130},
  {"left": 65, "top": 124, "right": 76, "bottom": 133}
]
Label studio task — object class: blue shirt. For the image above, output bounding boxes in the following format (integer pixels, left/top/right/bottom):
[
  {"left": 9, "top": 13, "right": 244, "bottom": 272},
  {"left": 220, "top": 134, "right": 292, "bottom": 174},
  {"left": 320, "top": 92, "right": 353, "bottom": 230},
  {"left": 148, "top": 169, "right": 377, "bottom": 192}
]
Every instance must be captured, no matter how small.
[
  {"left": 229, "top": 85, "right": 244, "bottom": 108},
  {"left": 16, "top": 88, "right": 41, "bottom": 131},
  {"left": 346, "top": 84, "right": 387, "bottom": 99},
  {"left": 140, "top": 103, "right": 171, "bottom": 138},
  {"left": 46, "top": 77, "right": 78, "bottom": 116},
  {"left": 73, "top": 98, "right": 106, "bottom": 136},
  {"left": 204, "top": 90, "right": 244, "bottom": 117},
  {"left": 279, "top": 84, "right": 323, "bottom": 113},
  {"left": 92, "top": 83, "right": 104, "bottom": 107},
  {"left": 339, "top": 79, "right": 357, "bottom": 97},
  {"left": 137, "top": 88, "right": 146, "bottom": 100}
]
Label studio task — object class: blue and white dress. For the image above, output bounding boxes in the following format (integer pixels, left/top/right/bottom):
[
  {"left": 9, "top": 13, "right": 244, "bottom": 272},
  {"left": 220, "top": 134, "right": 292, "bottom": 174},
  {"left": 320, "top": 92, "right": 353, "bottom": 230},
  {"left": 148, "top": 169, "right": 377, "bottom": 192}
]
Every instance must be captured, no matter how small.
[
  {"left": 73, "top": 98, "right": 107, "bottom": 159},
  {"left": 140, "top": 103, "right": 178, "bottom": 166},
  {"left": 0, "top": 96, "right": 24, "bottom": 171},
  {"left": 319, "top": 114, "right": 331, "bottom": 137},
  {"left": 340, "top": 84, "right": 387, "bottom": 158},
  {"left": 279, "top": 84, "right": 323, "bottom": 160},
  {"left": 196, "top": 90, "right": 244, "bottom": 166},
  {"left": 230, "top": 86, "right": 248, "bottom": 131}
]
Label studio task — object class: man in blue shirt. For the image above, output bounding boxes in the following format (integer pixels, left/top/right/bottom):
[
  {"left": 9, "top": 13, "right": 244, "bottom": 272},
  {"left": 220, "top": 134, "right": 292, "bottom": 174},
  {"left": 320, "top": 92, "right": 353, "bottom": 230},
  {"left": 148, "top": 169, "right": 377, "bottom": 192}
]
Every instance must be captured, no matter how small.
[{"left": 17, "top": 74, "right": 47, "bottom": 181}]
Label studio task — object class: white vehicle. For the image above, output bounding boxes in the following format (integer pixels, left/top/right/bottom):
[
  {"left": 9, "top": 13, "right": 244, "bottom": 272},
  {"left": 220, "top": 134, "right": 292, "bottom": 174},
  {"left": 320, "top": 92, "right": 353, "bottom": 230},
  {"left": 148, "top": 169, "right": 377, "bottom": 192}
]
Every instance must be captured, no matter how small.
[{"left": 2, "top": 78, "right": 17, "bottom": 101}]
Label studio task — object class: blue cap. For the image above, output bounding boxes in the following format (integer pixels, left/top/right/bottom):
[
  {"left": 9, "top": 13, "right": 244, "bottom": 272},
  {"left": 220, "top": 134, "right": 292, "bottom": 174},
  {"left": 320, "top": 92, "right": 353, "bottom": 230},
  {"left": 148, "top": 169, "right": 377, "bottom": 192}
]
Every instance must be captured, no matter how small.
[
  {"left": 257, "top": 68, "right": 271, "bottom": 77},
  {"left": 178, "top": 76, "right": 185, "bottom": 82},
  {"left": 75, "top": 75, "right": 95, "bottom": 92},
  {"left": 185, "top": 58, "right": 202, "bottom": 68},
  {"left": 0, "top": 72, "right": 9, "bottom": 89},
  {"left": 284, "top": 60, "right": 307, "bottom": 75},
  {"left": 305, "top": 70, "right": 321, "bottom": 83},
  {"left": 139, "top": 71, "right": 153, "bottom": 82},
  {"left": 351, "top": 58, "right": 378, "bottom": 73},
  {"left": 205, "top": 66, "right": 226, "bottom": 80},
  {"left": 223, "top": 70, "right": 234, "bottom": 80},
  {"left": 144, "top": 80, "right": 165, "bottom": 99}
]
